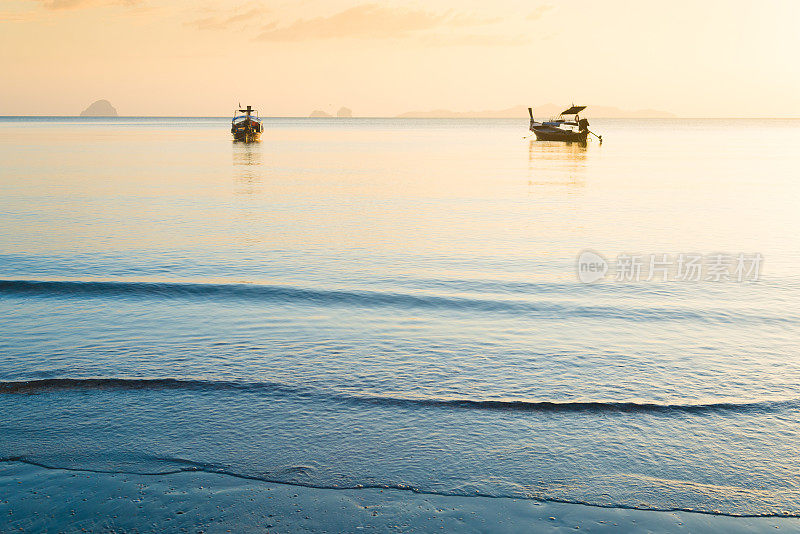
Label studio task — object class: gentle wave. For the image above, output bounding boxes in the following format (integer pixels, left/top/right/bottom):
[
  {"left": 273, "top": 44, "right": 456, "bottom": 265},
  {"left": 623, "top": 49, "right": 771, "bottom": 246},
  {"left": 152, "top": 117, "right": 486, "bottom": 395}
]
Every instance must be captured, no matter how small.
[
  {"left": 0, "top": 377, "right": 292, "bottom": 394},
  {"left": 0, "top": 279, "right": 790, "bottom": 325},
  {"left": 1, "top": 377, "right": 795, "bottom": 415}
]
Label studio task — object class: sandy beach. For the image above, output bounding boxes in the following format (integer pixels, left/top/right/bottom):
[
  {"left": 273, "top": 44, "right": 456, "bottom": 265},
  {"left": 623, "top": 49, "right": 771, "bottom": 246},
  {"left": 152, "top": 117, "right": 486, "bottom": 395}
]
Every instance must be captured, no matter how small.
[{"left": 2, "top": 460, "right": 797, "bottom": 533}]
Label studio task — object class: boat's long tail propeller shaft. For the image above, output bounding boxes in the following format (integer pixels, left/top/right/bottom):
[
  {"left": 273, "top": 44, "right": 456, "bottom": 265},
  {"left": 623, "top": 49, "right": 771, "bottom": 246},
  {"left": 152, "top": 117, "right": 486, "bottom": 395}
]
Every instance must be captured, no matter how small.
[{"left": 579, "top": 117, "right": 603, "bottom": 142}]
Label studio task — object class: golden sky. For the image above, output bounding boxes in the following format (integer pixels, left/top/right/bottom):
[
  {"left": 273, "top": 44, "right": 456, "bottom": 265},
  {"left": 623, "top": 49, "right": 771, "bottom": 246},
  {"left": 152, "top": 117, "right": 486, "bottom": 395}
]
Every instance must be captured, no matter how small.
[{"left": 1, "top": 0, "right": 798, "bottom": 116}]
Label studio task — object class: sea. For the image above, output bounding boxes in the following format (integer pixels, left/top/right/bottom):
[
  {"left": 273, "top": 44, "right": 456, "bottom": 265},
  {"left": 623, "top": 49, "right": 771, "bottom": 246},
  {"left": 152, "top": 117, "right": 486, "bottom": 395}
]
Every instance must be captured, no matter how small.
[{"left": 1, "top": 117, "right": 799, "bottom": 518}]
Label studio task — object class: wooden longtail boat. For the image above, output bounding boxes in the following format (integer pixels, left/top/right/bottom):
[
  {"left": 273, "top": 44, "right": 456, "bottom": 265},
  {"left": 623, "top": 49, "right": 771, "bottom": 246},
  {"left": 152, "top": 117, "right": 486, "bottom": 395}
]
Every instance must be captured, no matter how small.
[
  {"left": 528, "top": 105, "right": 602, "bottom": 143},
  {"left": 231, "top": 105, "right": 263, "bottom": 142}
]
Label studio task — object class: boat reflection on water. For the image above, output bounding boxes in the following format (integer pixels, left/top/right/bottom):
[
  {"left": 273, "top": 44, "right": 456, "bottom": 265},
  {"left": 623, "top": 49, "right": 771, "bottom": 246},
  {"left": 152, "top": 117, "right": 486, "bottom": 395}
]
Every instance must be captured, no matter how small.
[
  {"left": 527, "top": 138, "right": 588, "bottom": 190},
  {"left": 232, "top": 138, "right": 263, "bottom": 196},
  {"left": 232, "top": 138, "right": 262, "bottom": 166}
]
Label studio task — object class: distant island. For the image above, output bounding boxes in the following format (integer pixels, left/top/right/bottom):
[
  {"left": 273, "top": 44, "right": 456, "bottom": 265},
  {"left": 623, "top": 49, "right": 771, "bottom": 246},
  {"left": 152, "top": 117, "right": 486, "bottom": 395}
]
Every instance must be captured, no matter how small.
[
  {"left": 395, "top": 104, "right": 675, "bottom": 119},
  {"left": 309, "top": 106, "right": 354, "bottom": 118},
  {"left": 80, "top": 100, "right": 118, "bottom": 117}
]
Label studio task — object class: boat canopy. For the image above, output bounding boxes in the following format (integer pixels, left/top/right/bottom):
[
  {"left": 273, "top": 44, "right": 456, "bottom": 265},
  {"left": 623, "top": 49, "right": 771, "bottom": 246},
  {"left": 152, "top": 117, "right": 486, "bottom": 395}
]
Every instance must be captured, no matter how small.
[
  {"left": 232, "top": 115, "right": 261, "bottom": 123},
  {"left": 561, "top": 106, "right": 586, "bottom": 115}
]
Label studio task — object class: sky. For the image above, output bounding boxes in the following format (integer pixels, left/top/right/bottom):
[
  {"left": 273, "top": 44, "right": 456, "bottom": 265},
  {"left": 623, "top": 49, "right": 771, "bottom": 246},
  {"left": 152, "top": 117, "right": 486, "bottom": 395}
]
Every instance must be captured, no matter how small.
[{"left": 1, "top": 0, "right": 798, "bottom": 117}]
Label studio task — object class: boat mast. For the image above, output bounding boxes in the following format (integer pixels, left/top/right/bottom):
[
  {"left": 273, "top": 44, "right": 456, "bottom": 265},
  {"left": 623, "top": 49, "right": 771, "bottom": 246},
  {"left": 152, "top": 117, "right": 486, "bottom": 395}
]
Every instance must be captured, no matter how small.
[{"left": 238, "top": 105, "right": 253, "bottom": 121}]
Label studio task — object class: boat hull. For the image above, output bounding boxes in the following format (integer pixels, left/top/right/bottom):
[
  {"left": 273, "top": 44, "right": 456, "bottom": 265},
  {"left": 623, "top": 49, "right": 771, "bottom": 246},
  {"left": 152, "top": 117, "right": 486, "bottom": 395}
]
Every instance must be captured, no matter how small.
[
  {"left": 231, "top": 118, "right": 263, "bottom": 142},
  {"left": 531, "top": 127, "right": 588, "bottom": 142},
  {"left": 232, "top": 130, "right": 261, "bottom": 142}
]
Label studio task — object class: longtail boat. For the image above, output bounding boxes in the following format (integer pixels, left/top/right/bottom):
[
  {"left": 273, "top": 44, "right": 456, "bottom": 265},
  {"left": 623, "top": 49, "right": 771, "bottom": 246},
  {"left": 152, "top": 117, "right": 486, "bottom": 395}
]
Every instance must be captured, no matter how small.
[
  {"left": 231, "top": 105, "right": 263, "bottom": 142},
  {"left": 528, "top": 105, "right": 602, "bottom": 143}
]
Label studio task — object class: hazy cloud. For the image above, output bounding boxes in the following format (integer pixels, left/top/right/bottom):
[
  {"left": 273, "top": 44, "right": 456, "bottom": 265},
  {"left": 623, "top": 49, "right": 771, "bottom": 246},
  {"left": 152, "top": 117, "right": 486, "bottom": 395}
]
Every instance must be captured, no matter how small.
[
  {"left": 527, "top": 5, "right": 553, "bottom": 20},
  {"left": 419, "top": 33, "right": 532, "bottom": 47},
  {"left": 37, "top": 0, "right": 84, "bottom": 9},
  {"left": 256, "top": 4, "right": 498, "bottom": 42},
  {"left": 33, "top": 0, "right": 139, "bottom": 10},
  {"left": 190, "top": 7, "right": 265, "bottom": 30}
]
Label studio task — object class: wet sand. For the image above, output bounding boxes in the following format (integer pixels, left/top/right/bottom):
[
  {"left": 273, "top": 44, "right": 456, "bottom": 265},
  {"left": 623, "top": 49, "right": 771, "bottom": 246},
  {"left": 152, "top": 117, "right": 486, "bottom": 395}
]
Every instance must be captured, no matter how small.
[{"left": 1, "top": 461, "right": 796, "bottom": 533}]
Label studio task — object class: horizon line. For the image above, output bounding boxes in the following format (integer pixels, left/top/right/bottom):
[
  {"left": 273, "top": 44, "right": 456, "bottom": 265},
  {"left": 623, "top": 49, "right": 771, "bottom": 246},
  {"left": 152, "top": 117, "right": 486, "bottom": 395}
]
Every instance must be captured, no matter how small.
[{"left": 2, "top": 115, "right": 800, "bottom": 120}]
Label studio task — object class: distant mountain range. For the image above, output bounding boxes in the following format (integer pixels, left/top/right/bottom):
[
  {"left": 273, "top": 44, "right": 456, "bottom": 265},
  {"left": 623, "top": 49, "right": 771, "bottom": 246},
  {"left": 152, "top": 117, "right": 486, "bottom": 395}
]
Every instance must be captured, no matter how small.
[
  {"left": 395, "top": 104, "right": 675, "bottom": 119},
  {"left": 69, "top": 100, "right": 675, "bottom": 119}
]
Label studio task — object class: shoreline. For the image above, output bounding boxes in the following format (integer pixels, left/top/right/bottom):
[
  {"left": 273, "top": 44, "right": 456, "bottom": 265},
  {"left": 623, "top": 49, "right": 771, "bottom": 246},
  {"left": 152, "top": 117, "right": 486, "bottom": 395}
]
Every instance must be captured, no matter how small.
[{"left": 2, "top": 461, "right": 797, "bottom": 533}]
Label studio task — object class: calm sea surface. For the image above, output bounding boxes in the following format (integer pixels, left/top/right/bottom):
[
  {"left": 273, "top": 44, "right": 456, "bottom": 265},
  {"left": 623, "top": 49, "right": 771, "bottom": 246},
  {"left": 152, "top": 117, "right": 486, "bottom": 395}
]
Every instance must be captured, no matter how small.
[{"left": 1, "top": 117, "right": 799, "bottom": 516}]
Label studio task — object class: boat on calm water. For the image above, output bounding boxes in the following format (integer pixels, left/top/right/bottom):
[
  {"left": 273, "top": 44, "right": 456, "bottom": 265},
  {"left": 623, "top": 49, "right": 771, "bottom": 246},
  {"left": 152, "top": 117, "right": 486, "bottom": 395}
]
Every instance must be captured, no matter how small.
[
  {"left": 528, "top": 105, "right": 602, "bottom": 143},
  {"left": 231, "top": 105, "right": 263, "bottom": 142}
]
